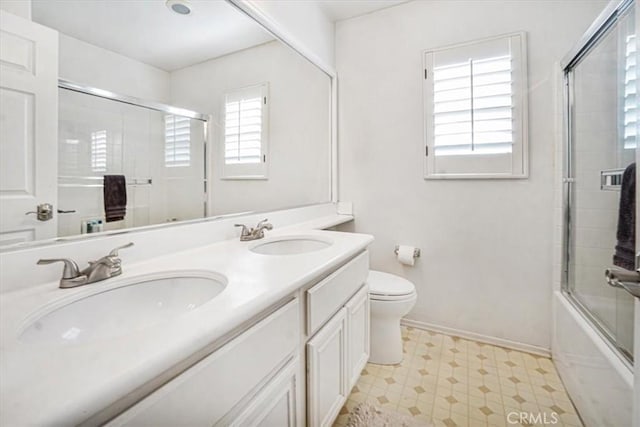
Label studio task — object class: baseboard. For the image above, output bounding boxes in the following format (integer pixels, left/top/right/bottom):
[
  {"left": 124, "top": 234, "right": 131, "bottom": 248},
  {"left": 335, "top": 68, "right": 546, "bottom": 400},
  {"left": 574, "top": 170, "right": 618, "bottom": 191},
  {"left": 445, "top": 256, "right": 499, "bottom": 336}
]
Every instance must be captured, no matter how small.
[{"left": 400, "top": 318, "right": 551, "bottom": 358}]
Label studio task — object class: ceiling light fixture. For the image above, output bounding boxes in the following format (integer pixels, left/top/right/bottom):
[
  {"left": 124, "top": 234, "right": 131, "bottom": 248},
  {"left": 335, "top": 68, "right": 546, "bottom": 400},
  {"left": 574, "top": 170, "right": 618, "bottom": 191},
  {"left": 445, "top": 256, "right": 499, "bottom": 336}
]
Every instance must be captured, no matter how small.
[{"left": 166, "top": 0, "right": 192, "bottom": 16}]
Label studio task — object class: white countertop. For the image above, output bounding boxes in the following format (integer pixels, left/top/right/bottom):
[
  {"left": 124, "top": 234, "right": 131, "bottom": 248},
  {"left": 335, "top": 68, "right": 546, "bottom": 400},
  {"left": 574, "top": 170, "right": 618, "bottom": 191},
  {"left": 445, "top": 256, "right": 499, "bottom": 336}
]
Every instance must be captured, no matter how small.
[{"left": 0, "top": 223, "right": 372, "bottom": 426}]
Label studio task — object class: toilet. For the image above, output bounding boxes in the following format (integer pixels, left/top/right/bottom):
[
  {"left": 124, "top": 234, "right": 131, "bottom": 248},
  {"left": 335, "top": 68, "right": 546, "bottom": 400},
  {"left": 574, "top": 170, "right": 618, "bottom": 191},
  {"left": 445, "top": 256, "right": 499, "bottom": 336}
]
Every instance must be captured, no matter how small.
[{"left": 367, "top": 270, "right": 417, "bottom": 365}]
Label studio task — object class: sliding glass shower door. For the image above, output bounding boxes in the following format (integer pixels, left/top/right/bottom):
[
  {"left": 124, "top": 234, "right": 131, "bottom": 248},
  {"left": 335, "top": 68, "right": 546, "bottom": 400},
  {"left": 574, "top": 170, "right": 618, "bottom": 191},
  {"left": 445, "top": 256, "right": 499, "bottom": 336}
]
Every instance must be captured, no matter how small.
[{"left": 564, "top": 1, "right": 636, "bottom": 363}]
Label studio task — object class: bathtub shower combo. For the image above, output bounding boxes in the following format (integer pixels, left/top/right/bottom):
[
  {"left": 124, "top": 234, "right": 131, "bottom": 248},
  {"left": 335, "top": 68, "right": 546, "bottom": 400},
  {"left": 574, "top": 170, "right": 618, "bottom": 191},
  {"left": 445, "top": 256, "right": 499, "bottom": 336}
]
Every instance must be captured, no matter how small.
[{"left": 557, "top": 0, "right": 638, "bottom": 425}]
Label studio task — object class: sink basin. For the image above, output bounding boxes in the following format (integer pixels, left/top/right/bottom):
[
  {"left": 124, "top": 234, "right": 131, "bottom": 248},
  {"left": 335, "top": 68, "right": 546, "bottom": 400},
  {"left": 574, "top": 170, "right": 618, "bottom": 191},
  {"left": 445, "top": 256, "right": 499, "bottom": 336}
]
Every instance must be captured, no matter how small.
[
  {"left": 250, "top": 236, "right": 332, "bottom": 255},
  {"left": 19, "top": 272, "right": 226, "bottom": 345}
]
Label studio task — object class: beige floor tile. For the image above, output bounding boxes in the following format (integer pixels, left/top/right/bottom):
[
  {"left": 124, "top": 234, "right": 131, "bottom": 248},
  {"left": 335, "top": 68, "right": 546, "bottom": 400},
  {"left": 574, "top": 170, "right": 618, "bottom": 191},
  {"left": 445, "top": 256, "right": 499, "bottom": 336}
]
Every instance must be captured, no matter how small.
[{"left": 337, "top": 326, "right": 582, "bottom": 427}]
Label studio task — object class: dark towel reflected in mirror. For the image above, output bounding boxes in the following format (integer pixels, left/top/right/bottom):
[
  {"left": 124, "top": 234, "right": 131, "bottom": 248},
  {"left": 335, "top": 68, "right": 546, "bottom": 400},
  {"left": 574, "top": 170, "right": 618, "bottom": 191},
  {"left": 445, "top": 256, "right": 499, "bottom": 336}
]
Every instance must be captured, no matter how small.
[
  {"left": 613, "top": 162, "right": 636, "bottom": 271},
  {"left": 103, "top": 175, "right": 127, "bottom": 223}
]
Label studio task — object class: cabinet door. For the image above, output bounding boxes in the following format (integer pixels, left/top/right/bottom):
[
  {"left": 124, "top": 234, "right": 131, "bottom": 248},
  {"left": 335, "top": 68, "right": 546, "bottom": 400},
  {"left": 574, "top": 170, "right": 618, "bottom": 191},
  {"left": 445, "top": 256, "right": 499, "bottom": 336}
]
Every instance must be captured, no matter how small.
[
  {"left": 346, "top": 285, "right": 370, "bottom": 390},
  {"left": 230, "top": 358, "right": 301, "bottom": 427},
  {"left": 108, "top": 299, "right": 299, "bottom": 427},
  {"left": 307, "top": 308, "right": 347, "bottom": 427}
]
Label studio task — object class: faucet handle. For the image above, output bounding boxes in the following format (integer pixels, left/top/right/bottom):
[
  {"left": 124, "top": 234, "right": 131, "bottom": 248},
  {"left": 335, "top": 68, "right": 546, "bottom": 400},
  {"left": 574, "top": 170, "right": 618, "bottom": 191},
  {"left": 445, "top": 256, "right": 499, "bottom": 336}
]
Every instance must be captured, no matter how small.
[
  {"left": 108, "top": 242, "right": 134, "bottom": 257},
  {"left": 37, "top": 258, "right": 81, "bottom": 279},
  {"left": 256, "top": 219, "right": 273, "bottom": 230}
]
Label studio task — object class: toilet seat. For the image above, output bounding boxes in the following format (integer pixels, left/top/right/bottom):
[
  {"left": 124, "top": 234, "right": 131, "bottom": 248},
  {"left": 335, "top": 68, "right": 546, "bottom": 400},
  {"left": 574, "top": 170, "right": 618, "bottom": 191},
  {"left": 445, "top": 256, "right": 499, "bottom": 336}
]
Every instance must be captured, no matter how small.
[{"left": 368, "top": 271, "right": 416, "bottom": 301}]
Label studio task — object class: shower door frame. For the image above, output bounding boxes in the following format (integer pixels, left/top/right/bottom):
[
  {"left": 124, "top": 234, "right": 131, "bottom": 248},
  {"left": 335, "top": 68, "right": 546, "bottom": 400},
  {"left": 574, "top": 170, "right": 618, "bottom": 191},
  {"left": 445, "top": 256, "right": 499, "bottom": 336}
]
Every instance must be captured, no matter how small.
[
  {"left": 57, "top": 79, "right": 211, "bottom": 219},
  {"left": 560, "top": 0, "right": 636, "bottom": 368}
]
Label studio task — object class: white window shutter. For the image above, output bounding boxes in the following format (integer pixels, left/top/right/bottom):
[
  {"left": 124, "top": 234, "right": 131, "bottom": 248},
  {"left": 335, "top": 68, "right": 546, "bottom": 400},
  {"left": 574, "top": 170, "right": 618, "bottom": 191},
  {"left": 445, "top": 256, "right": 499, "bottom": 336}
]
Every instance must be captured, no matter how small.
[
  {"left": 90, "top": 129, "right": 107, "bottom": 172},
  {"left": 623, "top": 34, "right": 636, "bottom": 149},
  {"left": 165, "top": 115, "right": 191, "bottom": 168},
  {"left": 424, "top": 32, "right": 528, "bottom": 179},
  {"left": 222, "top": 83, "right": 269, "bottom": 179}
]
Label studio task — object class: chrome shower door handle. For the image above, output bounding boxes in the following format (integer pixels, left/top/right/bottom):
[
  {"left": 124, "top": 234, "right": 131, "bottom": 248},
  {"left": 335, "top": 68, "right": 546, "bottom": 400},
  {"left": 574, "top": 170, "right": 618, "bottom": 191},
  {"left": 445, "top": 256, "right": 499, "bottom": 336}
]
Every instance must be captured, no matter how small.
[{"left": 605, "top": 267, "right": 640, "bottom": 298}]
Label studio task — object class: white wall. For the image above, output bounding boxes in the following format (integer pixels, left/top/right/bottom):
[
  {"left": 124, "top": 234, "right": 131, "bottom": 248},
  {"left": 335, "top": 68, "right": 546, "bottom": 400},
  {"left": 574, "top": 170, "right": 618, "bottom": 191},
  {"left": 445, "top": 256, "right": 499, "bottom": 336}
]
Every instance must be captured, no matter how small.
[
  {"left": 170, "top": 40, "right": 331, "bottom": 215},
  {"left": 241, "top": 0, "right": 335, "bottom": 72},
  {"left": 336, "top": 0, "right": 607, "bottom": 350},
  {"left": 0, "top": 0, "right": 31, "bottom": 20},
  {"left": 58, "top": 34, "right": 170, "bottom": 103}
]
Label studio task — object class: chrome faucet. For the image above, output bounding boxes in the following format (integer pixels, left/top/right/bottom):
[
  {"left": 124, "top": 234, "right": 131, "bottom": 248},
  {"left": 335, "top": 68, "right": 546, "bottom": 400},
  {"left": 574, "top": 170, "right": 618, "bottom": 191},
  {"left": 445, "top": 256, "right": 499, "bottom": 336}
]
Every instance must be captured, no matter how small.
[
  {"left": 235, "top": 219, "right": 273, "bottom": 241},
  {"left": 37, "top": 242, "right": 134, "bottom": 288}
]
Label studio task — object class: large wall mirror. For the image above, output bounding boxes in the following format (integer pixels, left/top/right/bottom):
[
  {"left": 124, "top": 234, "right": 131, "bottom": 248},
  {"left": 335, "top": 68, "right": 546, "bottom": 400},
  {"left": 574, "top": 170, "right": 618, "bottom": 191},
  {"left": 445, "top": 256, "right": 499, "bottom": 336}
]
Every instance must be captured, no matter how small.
[{"left": 0, "top": 0, "right": 332, "bottom": 249}]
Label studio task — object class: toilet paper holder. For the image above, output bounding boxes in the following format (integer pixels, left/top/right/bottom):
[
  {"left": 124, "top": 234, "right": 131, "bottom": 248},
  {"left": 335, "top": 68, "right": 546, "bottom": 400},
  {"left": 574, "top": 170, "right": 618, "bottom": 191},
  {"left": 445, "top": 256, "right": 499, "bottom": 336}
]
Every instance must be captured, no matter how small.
[{"left": 394, "top": 245, "right": 421, "bottom": 258}]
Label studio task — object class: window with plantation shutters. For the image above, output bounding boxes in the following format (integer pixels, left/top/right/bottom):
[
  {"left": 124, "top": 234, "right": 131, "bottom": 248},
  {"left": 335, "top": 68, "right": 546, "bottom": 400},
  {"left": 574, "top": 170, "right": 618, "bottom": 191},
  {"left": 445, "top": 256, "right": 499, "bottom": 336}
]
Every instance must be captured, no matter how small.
[
  {"left": 90, "top": 130, "right": 107, "bottom": 172},
  {"left": 623, "top": 34, "right": 636, "bottom": 150},
  {"left": 222, "top": 83, "right": 269, "bottom": 179},
  {"left": 165, "top": 115, "right": 191, "bottom": 168},
  {"left": 424, "top": 33, "right": 528, "bottom": 178}
]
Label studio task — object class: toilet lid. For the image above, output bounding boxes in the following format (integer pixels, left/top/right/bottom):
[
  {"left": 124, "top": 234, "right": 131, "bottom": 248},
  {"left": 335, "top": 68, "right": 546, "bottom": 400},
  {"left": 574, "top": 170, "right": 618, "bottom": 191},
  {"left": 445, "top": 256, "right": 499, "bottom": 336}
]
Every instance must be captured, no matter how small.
[{"left": 367, "top": 270, "right": 416, "bottom": 297}]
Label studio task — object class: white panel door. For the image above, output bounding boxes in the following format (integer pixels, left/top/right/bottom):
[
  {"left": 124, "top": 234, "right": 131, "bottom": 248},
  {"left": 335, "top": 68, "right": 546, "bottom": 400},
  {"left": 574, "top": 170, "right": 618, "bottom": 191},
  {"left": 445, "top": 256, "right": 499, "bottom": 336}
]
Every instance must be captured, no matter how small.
[
  {"left": 346, "top": 285, "right": 370, "bottom": 390},
  {"left": 230, "top": 358, "right": 301, "bottom": 427},
  {"left": 0, "top": 10, "right": 58, "bottom": 246},
  {"left": 307, "top": 308, "right": 347, "bottom": 427}
]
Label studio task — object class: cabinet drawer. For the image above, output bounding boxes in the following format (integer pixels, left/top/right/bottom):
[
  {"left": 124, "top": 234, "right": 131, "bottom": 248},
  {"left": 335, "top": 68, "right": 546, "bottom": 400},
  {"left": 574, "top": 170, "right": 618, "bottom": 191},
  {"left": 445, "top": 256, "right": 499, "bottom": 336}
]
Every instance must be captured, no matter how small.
[
  {"left": 109, "top": 298, "right": 300, "bottom": 427},
  {"left": 306, "top": 251, "right": 369, "bottom": 336}
]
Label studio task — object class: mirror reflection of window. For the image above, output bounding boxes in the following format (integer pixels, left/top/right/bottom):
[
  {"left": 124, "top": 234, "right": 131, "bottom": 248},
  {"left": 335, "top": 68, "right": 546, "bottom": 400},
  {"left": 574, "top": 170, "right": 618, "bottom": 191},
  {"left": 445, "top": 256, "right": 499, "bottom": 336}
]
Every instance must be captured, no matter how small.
[
  {"left": 221, "top": 83, "right": 269, "bottom": 179},
  {"left": 224, "top": 84, "right": 266, "bottom": 165},
  {"left": 623, "top": 34, "right": 636, "bottom": 150},
  {"left": 90, "top": 130, "right": 107, "bottom": 172},
  {"left": 165, "top": 115, "right": 191, "bottom": 168}
]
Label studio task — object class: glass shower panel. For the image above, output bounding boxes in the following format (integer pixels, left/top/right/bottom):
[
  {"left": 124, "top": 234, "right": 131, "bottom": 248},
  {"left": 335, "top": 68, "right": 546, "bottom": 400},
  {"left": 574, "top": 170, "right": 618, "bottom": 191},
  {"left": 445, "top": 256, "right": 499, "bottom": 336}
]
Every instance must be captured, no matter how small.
[
  {"left": 567, "top": 4, "right": 636, "bottom": 362},
  {"left": 57, "top": 89, "right": 205, "bottom": 237}
]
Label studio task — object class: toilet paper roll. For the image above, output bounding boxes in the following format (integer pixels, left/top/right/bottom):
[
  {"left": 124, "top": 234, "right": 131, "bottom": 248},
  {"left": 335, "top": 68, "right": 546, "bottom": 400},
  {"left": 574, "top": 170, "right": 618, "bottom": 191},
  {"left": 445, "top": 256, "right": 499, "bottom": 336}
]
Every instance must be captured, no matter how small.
[{"left": 397, "top": 245, "right": 416, "bottom": 266}]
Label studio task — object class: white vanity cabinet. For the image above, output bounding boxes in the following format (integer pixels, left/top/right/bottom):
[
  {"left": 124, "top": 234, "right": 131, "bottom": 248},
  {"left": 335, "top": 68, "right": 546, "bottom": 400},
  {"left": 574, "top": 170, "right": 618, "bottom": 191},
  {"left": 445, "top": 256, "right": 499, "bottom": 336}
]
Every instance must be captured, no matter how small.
[
  {"left": 307, "top": 308, "right": 348, "bottom": 427},
  {"left": 107, "top": 250, "right": 370, "bottom": 427},
  {"left": 345, "top": 285, "right": 370, "bottom": 389},
  {"left": 229, "top": 357, "right": 301, "bottom": 427},
  {"left": 306, "top": 252, "right": 370, "bottom": 427},
  {"left": 109, "top": 299, "right": 301, "bottom": 427}
]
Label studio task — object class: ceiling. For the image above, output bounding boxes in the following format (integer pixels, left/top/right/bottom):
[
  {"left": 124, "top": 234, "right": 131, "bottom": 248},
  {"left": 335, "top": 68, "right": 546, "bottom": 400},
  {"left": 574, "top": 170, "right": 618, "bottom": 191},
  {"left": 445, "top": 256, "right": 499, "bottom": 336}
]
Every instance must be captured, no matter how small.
[
  {"left": 317, "top": 0, "right": 410, "bottom": 22},
  {"left": 31, "top": 0, "right": 274, "bottom": 72}
]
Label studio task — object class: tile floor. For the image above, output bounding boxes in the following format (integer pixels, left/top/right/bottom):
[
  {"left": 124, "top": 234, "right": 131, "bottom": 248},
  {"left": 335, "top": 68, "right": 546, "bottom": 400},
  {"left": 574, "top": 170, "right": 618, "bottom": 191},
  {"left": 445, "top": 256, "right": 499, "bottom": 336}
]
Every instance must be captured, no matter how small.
[{"left": 333, "top": 326, "right": 582, "bottom": 427}]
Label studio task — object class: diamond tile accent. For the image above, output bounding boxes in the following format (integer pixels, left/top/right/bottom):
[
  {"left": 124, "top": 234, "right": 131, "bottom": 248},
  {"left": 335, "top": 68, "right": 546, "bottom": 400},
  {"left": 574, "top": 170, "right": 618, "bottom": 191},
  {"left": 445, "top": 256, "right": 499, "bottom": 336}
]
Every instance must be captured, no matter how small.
[
  {"left": 513, "top": 394, "right": 526, "bottom": 404},
  {"left": 450, "top": 348, "right": 460, "bottom": 354},
  {"left": 478, "top": 385, "right": 491, "bottom": 394},
  {"left": 336, "top": 326, "right": 579, "bottom": 427},
  {"left": 352, "top": 386, "right": 360, "bottom": 393},
  {"left": 402, "top": 336, "right": 410, "bottom": 341},
  {"left": 479, "top": 406, "right": 494, "bottom": 416},
  {"left": 443, "top": 418, "right": 457, "bottom": 427}
]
